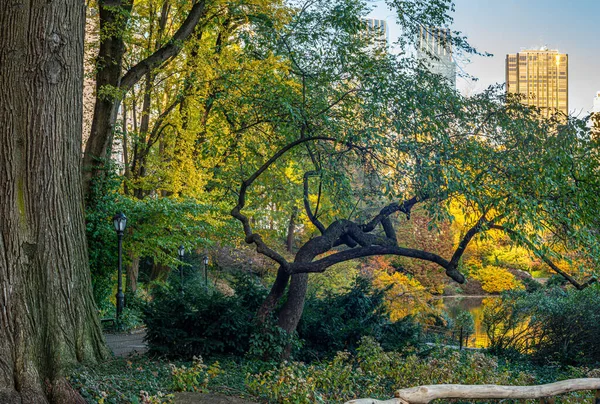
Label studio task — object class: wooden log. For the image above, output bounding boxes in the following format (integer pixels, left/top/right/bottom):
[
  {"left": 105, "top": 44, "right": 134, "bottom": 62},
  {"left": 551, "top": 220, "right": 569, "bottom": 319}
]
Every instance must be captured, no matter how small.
[{"left": 345, "top": 378, "right": 600, "bottom": 404}]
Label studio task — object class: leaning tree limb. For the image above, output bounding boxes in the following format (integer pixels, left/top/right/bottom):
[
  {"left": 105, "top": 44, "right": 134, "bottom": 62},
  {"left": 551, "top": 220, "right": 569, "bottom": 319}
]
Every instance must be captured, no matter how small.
[
  {"left": 345, "top": 378, "right": 600, "bottom": 404},
  {"left": 231, "top": 136, "right": 339, "bottom": 269},
  {"left": 490, "top": 224, "right": 598, "bottom": 290},
  {"left": 303, "top": 171, "right": 326, "bottom": 234}
]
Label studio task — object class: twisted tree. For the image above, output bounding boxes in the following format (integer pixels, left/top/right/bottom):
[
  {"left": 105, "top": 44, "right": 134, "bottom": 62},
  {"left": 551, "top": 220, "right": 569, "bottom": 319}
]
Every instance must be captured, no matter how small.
[{"left": 224, "top": 0, "right": 600, "bottom": 345}]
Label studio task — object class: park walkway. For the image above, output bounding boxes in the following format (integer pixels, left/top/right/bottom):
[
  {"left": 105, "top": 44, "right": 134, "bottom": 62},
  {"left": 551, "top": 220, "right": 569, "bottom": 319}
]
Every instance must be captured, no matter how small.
[
  {"left": 104, "top": 330, "right": 258, "bottom": 403},
  {"left": 104, "top": 328, "right": 148, "bottom": 357}
]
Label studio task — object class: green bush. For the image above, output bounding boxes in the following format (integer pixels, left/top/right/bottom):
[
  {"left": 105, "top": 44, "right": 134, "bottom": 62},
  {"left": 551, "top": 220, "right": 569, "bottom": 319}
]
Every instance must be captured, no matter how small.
[
  {"left": 484, "top": 286, "right": 600, "bottom": 365},
  {"left": 170, "top": 356, "right": 222, "bottom": 392},
  {"left": 146, "top": 274, "right": 421, "bottom": 362},
  {"left": 144, "top": 274, "right": 267, "bottom": 358},
  {"left": 298, "top": 277, "right": 420, "bottom": 361},
  {"left": 246, "top": 337, "right": 534, "bottom": 403}
]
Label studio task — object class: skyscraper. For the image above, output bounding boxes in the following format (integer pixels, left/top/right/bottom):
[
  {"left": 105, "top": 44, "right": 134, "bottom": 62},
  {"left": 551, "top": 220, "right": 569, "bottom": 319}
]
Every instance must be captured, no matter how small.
[
  {"left": 593, "top": 91, "right": 600, "bottom": 114},
  {"left": 506, "top": 48, "right": 568, "bottom": 116},
  {"left": 416, "top": 26, "right": 456, "bottom": 88},
  {"left": 363, "top": 18, "right": 388, "bottom": 47},
  {"left": 592, "top": 91, "right": 600, "bottom": 138}
]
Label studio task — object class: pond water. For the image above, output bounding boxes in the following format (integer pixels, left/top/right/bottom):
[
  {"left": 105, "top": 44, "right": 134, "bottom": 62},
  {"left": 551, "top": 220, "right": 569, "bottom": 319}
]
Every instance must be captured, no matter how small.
[{"left": 434, "top": 296, "right": 498, "bottom": 348}]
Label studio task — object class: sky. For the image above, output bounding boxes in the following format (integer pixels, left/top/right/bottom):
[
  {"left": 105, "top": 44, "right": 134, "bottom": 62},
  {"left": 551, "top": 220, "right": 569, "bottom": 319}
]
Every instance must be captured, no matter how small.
[{"left": 367, "top": 0, "right": 600, "bottom": 115}]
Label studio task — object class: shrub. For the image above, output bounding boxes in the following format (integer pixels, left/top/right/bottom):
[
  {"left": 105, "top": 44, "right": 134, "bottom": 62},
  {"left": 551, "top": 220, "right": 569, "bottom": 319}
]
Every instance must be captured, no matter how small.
[
  {"left": 471, "top": 265, "right": 523, "bottom": 293},
  {"left": 484, "top": 286, "right": 600, "bottom": 365},
  {"left": 144, "top": 273, "right": 267, "bottom": 358},
  {"left": 521, "top": 277, "right": 543, "bottom": 293},
  {"left": 379, "top": 316, "right": 421, "bottom": 352},
  {"left": 170, "top": 356, "right": 221, "bottom": 392},
  {"left": 247, "top": 337, "right": 534, "bottom": 403},
  {"left": 298, "top": 277, "right": 419, "bottom": 360},
  {"left": 146, "top": 274, "right": 420, "bottom": 361}
]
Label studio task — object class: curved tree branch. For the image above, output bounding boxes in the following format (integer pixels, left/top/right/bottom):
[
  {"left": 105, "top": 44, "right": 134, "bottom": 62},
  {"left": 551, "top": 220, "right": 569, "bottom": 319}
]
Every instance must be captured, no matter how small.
[
  {"left": 362, "top": 196, "right": 420, "bottom": 232},
  {"left": 119, "top": 1, "right": 208, "bottom": 92},
  {"left": 303, "top": 171, "right": 326, "bottom": 234},
  {"left": 490, "top": 224, "right": 597, "bottom": 290},
  {"left": 289, "top": 244, "right": 463, "bottom": 281},
  {"left": 231, "top": 136, "right": 338, "bottom": 267}
]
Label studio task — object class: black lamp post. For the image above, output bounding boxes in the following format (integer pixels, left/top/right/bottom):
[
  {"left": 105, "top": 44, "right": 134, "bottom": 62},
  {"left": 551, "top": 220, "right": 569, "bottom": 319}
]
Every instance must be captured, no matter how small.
[
  {"left": 178, "top": 245, "right": 185, "bottom": 293},
  {"left": 203, "top": 255, "right": 209, "bottom": 289},
  {"left": 112, "top": 212, "right": 127, "bottom": 322}
]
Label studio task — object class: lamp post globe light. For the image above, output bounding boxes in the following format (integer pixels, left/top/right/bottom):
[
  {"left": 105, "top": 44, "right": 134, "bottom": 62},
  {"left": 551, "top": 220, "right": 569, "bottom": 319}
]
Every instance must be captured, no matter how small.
[
  {"left": 178, "top": 245, "right": 185, "bottom": 292},
  {"left": 203, "top": 255, "right": 209, "bottom": 288},
  {"left": 112, "top": 212, "right": 127, "bottom": 323}
]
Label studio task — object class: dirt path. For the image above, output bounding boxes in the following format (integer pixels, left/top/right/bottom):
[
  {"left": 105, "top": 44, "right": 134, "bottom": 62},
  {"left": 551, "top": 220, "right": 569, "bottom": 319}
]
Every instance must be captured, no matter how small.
[{"left": 175, "top": 393, "right": 259, "bottom": 404}]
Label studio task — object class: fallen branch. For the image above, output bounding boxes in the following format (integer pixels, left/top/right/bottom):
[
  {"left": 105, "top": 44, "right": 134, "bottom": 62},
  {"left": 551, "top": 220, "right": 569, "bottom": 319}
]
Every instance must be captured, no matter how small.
[{"left": 345, "top": 378, "right": 600, "bottom": 404}]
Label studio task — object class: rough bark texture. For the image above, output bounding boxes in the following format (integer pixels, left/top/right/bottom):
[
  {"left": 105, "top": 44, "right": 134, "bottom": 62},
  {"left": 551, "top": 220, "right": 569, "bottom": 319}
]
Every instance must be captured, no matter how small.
[
  {"left": 285, "top": 207, "right": 297, "bottom": 252},
  {"left": 256, "top": 267, "right": 289, "bottom": 325},
  {"left": 0, "top": 1, "right": 109, "bottom": 402}
]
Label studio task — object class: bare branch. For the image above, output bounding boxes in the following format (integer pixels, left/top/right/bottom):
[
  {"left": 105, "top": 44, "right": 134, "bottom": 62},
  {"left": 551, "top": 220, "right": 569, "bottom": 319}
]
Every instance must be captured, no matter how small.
[
  {"left": 289, "top": 244, "right": 464, "bottom": 282},
  {"left": 362, "top": 196, "right": 420, "bottom": 232}
]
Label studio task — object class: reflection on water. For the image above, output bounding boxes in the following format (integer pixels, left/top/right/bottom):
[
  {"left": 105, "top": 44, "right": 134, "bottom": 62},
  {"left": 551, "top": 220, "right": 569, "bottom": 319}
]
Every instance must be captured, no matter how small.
[{"left": 435, "top": 296, "right": 498, "bottom": 348}]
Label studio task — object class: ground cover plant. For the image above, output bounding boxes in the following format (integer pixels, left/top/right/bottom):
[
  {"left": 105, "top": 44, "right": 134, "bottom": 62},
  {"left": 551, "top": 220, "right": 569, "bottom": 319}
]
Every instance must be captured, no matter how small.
[{"left": 70, "top": 339, "right": 600, "bottom": 404}]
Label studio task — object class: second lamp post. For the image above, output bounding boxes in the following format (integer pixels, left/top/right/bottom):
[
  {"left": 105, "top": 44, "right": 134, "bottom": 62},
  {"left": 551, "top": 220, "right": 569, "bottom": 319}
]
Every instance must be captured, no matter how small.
[
  {"left": 178, "top": 245, "right": 185, "bottom": 293},
  {"left": 113, "top": 212, "right": 127, "bottom": 323},
  {"left": 203, "top": 255, "right": 209, "bottom": 289}
]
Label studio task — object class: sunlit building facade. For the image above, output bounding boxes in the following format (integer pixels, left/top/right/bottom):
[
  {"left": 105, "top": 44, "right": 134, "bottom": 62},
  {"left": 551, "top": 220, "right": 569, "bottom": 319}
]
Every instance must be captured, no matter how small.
[
  {"left": 416, "top": 26, "right": 456, "bottom": 88},
  {"left": 363, "top": 18, "right": 389, "bottom": 47},
  {"left": 592, "top": 91, "right": 600, "bottom": 139},
  {"left": 593, "top": 91, "right": 600, "bottom": 114},
  {"left": 506, "top": 48, "right": 568, "bottom": 117}
]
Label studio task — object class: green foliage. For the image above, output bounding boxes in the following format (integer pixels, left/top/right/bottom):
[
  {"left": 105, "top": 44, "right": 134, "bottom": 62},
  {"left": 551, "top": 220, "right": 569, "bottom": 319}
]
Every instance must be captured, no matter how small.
[
  {"left": 521, "top": 277, "right": 543, "bottom": 293},
  {"left": 484, "top": 286, "right": 600, "bottom": 365},
  {"left": 378, "top": 317, "right": 421, "bottom": 353},
  {"left": 69, "top": 357, "right": 174, "bottom": 404},
  {"left": 170, "top": 356, "right": 221, "bottom": 392},
  {"left": 85, "top": 163, "right": 224, "bottom": 312},
  {"left": 145, "top": 273, "right": 420, "bottom": 362},
  {"left": 246, "top": 320, "right": 301, "bottom": 362},
  {"left": 298, "top": 277, "right": 420, "bottom": 361},
  {"left": 546, "top": 274, "right": 569, "bottom": 287},
  {"left": 246, "top": 337, "right": 534, "bottom": 403},
  {"left": 144, "top": 273, "right": 267, "bottom": 358},
  {"left": 453, "top": 310, "right": 475, "bottom": 335},
  {"left": 70, "top": 341, "right": 596, "bottom": 404}
]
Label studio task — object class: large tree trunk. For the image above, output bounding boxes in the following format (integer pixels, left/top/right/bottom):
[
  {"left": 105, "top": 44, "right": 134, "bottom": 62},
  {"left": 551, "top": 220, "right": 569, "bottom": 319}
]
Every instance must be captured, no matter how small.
[
  {"left": 256, "top": 267, "right": 290, "bottom": 324},
  {"left": 82, "top": 0, "right": 133, "bottom": 200},
  {"left": 277, "top": 273, "right": 309, "bottom": 334},
  {"left": 0, "top": 2, "right": 109, "bottom": 402}
]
